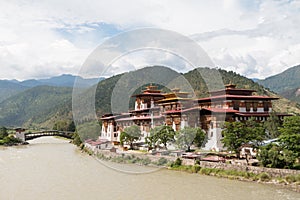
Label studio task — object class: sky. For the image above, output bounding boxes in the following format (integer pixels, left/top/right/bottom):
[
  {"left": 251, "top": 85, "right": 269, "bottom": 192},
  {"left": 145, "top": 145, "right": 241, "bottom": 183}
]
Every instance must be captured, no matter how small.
[{"left": 0, "top": 0, "right": 300, "bottom": 80}]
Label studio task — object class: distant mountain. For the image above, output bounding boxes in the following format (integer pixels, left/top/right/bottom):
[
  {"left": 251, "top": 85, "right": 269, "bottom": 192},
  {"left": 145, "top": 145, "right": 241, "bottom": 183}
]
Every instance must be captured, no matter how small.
[
  {"left": 0, "top": 74, "right": 104, "bottom": 103},
  {"left": 0, "top": 80, "right": 29, "bottom": 103},
  {"left": 258, "top": 65, "right": 300, "bottom": 93},
  {"left": 18, "top": 74, "right": 103, "bottom": 88},
  {"left": 1, "top": 66, "right": 299, "bottom": 128},
  {"left": 251, "top": 78, "right": 260, "bottom": 82}
]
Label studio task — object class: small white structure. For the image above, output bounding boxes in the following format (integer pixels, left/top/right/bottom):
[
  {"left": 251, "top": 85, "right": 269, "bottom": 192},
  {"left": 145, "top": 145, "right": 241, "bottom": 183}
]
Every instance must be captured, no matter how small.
[{"left": 15, "top": 128, "right": 26, "bottom": 142}]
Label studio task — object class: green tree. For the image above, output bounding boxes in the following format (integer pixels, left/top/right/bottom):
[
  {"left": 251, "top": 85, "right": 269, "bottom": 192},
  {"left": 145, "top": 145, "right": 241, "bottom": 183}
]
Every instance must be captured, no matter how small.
[
  {"left": 194, "top": 128, "right": 206, "bottom": 148},
  {"left": 278, "top": 116, "right": 300, "bottom": 159},
  {"left": 67, "top": 121, "right": 76, "bottom": 132},
  {"left": 72, "top": 131, "right": 82, "bottom": 147},
  {"left": 53, "top": 120, "right": 68, "bottom": 131},
  {"left": 120, "top": 125, "right": 141, "bottom": 150},
  {"left": 155, "top": 125, "right": 176, "bottom": 149},
  {"left": 222, "top": 118, "right": 266, "bottom": 157},
  {"left": 0, "top": 126, "right": 8, "bottom": 139},
  {"left": 176, "top": 127, "right": 205, "bottom": 151},
  {"left": 222, "top": 121, "right": 246, "bottom": 156},
  {"left": 245, "top": 118, "right": 266, "bottom": 147},
  {"left": 258, "top": 143, "right": 297, "bottom": 169},
  {"left": 264, "top": 111, "right": 281, "bottom": 138},
  {"left": 145, "top": 127, "right": 159, "bottom": 150}
]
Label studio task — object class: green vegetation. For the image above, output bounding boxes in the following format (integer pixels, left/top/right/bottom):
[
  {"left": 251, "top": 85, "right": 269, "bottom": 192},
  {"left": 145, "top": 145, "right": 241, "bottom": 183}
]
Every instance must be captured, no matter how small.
[
  {"left": 53, "top": 120, "right": 75, "bottom": 131},
  {"left": 170, "top": 158, "right": 182, "bottom": 168},
  {"left": 264, "top": 111, "right": 281, "bottom": 138},
  {"left": 176, "top": 127, "right": 206, "bottom": 151},
  {"left": 76, "top": 121, "right": 101, "bottom": 141},
  {"left": 146, "top": 125, "right": 176, "bottom": 150},
  {"left": 258, "top": 144, "right": 297, "bottom": 169},
  {"left": 258, "top": 116, "right": 300, "bottom": 169},
  {"left": 278, "top": 116, "right": 300, "bottom": 159},
  {"left": 258, "top": 64, "right": 300, "bottom": 93},
  {"left": 280, "top": 87, "right": 300, "bottom": 104},
  {"left": 222, "top": 115, "right": 300, "bottom": 169},
  {"left": 222, "top": 118, "right": 267, "bottom": 157},
  {"left": 120, "top": 125, "right": 142, "bottom": 150},
  {"left": 169, "top": 164, "right": 300, "bottom": 185},
  {"left": 72, "top": 131, "right": 83, "bottom": 148},
  {"left": 0, "top": 85, "right": 72, "bottom": 128},
  {"left": 0, "top": 126, "right": 22, "bottom": 145}
]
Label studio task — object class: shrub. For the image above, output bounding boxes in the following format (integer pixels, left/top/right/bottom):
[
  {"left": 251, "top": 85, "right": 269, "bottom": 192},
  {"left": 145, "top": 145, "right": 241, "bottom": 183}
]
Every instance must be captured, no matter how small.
[
  {"left": 259, "top": 172, "right": 271, "bottom": 182},
  {"left": 199, "top": 168, "right": 210, "bottom": 175},
  {"left": 174, "top": 158, "right": 182, "bottom": 166},
  {"left": 191, "top": 165, "right": 201, "bottom": 173},
  {"left": 170, "top": 158, "right": 182, "bottom": 168},
  {"left": 157, "top": 157, "right": 168, "bottom": 166},
  {"left": 141, "top": 158, "right": 151, "bottom": 165},
  {"left": 285, "top": 175, "right": 297, "bottom": 183}
]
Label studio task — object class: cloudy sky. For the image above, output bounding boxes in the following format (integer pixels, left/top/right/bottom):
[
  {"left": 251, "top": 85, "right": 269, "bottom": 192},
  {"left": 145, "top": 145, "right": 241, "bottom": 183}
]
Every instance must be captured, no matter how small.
[{"left": 0, "top": 0, "right": 299, "bottom": 80}]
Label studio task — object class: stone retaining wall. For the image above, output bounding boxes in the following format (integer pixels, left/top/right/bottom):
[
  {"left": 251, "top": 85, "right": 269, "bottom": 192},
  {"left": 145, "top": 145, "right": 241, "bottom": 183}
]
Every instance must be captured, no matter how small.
[
  {"left": 94, "top": 149, "right": 177, "bottom": 163},
  {"left": 198, "top": 160, "right": 299, "bottom": 177},
  {"left": 93, "top": 149, "right": 299, "bottom": 178}
]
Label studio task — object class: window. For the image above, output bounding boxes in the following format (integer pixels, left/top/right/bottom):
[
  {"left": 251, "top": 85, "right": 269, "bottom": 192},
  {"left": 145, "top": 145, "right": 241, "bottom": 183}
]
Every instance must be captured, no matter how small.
[
  {"left": 263, "top": 102, "right": 269, "bottom": 112},
  {"left": 253, "top": 102, "right": 258, "bottom": 112},
  {"left": 246, "top": 102, "right": 250, "bottom": 112},
  {"left": 233, "top": 101, "right": 239, "bottom": 110}
]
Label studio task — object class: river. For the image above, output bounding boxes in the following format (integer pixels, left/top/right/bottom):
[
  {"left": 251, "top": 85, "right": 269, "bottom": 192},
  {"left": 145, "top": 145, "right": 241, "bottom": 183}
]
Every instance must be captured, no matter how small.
[{"left": 0, "top": 137, "right": 299, "bottom": 200}]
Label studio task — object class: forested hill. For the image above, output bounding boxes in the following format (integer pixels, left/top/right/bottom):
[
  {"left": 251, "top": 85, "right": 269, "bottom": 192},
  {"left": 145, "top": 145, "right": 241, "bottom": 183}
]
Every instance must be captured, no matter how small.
[
  {"left": 0, "top": 86, "right": 72, "bottom": 128},
  {"left": 258, "top": 64, "right": 300, "bottom": 93},
  {"left": 184, "top": 68, "right": 267, "bottom": 97},
  {"left": 1, "top": 66, "right": 299, "bottom": 128},
  {"left": 279, "top": 88, "right": 300, "bottom": 104},
  {"left": 0, "top": 80, "right": 29, "bottom": 103},
  {"left": 93, "top": 66, "right": 300, "bottom": 119}
]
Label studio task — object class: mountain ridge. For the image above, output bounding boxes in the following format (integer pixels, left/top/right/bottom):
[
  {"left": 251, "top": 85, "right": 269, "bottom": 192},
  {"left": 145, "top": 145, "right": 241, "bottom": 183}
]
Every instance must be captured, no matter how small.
[
  {"left": 1, "top": 66, "right": 299, "bottom": 129},
  {"left": 258, "top": 64, "right": 300, "bottom": 93},
  {"left": 0, "top": 74, "right": 104, "bottom": 103}
]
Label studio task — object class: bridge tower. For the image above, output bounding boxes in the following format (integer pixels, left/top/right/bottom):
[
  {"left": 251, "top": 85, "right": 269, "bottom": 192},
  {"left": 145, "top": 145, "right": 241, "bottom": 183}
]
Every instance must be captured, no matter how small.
[{"left": 15, "top": 128, "right": 26, "bottom": 142}]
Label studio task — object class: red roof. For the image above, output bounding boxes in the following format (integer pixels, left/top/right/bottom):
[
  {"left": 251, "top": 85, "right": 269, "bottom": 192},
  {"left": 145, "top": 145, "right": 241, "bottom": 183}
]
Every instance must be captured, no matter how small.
[
  {"left": 235, "top": 112, "right": 291, "bottom": 117},
  {"left": 132, "top": 93, "right": 165, "bottom": 97},
  {"left": 162, "top": 109, "right": 183, "bottom": 114},
  {"left": 115, "top": 115, "right": 163, "bottom": 122},
  {"left": 196, "top": 94, "right": 278, "bottom": 102},
  {"left": 202, "top": 108, "right": 238, "bottom": 113}
]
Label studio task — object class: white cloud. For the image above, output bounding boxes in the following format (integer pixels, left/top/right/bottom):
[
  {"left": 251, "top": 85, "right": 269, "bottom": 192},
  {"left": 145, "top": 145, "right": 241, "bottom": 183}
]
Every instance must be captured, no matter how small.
[{"left": 0, "top": 0, "right": 299, "bottom": 80}]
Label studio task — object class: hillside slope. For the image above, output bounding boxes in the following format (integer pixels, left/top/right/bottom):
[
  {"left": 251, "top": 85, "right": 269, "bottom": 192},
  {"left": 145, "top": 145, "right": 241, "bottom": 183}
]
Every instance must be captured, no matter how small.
[
  {"left": 0, "top": 86, "right": 72, "bottom": 127},
  {"left": 279, "top": 87, "right": 300, "bottom": 103},
  {"left": 258, "top": 65, "right": 300, "bottom": 93},
  {"left": 0, "top": 80, "right": 28, "bottom": 103}
]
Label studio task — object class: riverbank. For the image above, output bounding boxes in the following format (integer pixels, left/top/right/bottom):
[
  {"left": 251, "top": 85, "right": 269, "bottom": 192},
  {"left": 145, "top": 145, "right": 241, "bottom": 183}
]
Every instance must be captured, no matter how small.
[
  {"left": 3, "top": 137, "right": 300, "bottom": 200},
  {"left": 88, "top": 148, "right": 300, "bottom": 192},
  {"left": 0, "top": 136, "right": 28, "bottom": 146}
]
